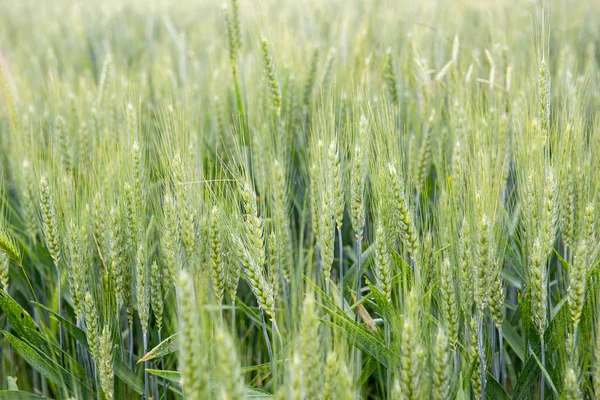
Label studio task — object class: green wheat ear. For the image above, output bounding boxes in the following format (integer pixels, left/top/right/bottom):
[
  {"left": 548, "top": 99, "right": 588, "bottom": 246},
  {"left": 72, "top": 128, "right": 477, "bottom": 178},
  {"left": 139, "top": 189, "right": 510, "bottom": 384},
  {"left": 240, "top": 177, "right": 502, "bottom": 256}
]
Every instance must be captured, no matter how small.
[
  {"left": 0, "top": 251, "right": 8, "bottom": 292},
  {"left": 387, "top": 163, "right": 419, "bottom": 262},
  {"left": 215, "top": 325, "right": 245, "bottom": 399},
  {"left": 373, "top": 221, "right": 392, "bottom": 303},
  {"left": 384, "top": 47, "right": 399, "bottom": 105},
  {"left": 303, "top": 47, "right": 319, "bottom": 108},
  {"left": 39, "top": 176, "right": 61, "bottom": 267},
  {"left": 209, "top": 205, "right": 226, "bottom": 305},
  {"left": 261, "top": 37, "right": 281, "bottom": 117},
  {"left": 299, "top": 292, "right": 322, "bottom": 398},
  {"left": 0, "top": 229, "right": 22, "bottom": 266},
  {"left": 98, "top": 324, "right": 115, "bottom": 400},
  {"left": 0, "top": 55, "right": 19, "bottom": 131},
  {"left": 432, "top": 327, "right": 452, "bottom": 400}
]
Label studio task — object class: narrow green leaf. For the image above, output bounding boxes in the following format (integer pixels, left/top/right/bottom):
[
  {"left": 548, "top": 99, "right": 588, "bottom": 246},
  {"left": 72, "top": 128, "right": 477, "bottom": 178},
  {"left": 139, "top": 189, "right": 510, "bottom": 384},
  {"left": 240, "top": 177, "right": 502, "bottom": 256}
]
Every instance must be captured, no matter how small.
[
  {"left": 0, "top": 291, "right": 46, "bottom": 350},
  {"left": 320, "top": 304, "right": 393, "bottom": 368},
  {"left": 36, "top": 302, "right": 129, "bottom": 394},
  {"left": 505, "top": 245, "right": 524, "bottom": 281},
  {"left": 553, "top": 249, "right": 570, "bottom": 273},
  {"left": 545, "top": 297, "right": 568, "bottom": 354},
  {"left": 241, "top": 362, "right": 271, "bottom": 374},
  {"left": 455, "top": 382, "right": 469, "bottom": 400},
  {"left": 503, "top": 268, "right": 523, "bottom": 291},
  {"left": 34, "top": 302, "right": 89, "bottom": 350},
  {"left": 137, "top": 333, "right": 178, "bottom": 364},
  {"left": 306, "top": 277, "right": 394, "bottom": 368},
  {"left": 0, "top": 329, "right": 66, "bottom": 391},
  {"left": 513, "top": 357, "right": 540, "bottom": 400},
  {"left": 146, "top": 368, "right": 180, "bottom": 383},
  {"left": 114, "top": 358, "right": 145, "bottom": 394},
  {"left": 357, "top": 355, "right": 377, "bottom": 387},
  {"left": 0, "top": 391, "right": 48, "bottom": 399},
  {"left": 389, "top": 249, "right": 412, "bottom": 281},
  {"left": 246, "top": 387, "right": 273, "bottom": 399},
  {"left": 365, "top": 280, "right": 395, "bottom": 323},
  {"left": 519, "top": 292, "right": 537, "bottom": 356},
  {"left": 145, "top": 370, "right": 272, "bottom": 399},
  {"left": 530, "top": 351, "right": 558, "bottom": 397},
  {"left": 485, "top": 372, "right": 511, "bottom": 400},
  {"left": 27, "top": 303, "right": 94, "bottom": 393},
  {"left": 502, "top": 319, "right": 524, "bottom": 362},
  {"left": 233, "top": 295, "right": 264, "bottom": 327},
  {"left": 550, "top": 296, "right": 568, "bottom": 320}
]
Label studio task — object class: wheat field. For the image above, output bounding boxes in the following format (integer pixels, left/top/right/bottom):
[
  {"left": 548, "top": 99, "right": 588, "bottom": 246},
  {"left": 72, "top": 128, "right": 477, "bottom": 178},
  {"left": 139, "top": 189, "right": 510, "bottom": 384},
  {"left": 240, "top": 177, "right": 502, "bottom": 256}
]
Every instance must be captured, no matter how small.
[{"left": 0, "top": 0, "right": 599, "bottom": 399}]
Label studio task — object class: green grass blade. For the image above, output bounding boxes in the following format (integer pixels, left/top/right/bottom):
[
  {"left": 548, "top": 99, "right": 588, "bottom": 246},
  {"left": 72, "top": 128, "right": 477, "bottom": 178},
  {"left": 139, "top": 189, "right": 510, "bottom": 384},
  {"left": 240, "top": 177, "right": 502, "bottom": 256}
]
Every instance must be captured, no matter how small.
[
  {"left": 0, "top": 329, "right": 66, "bottom": 391},
  {"left": 0, "top": 391, "right": 48, "bottom": 399},
  {"left": 137, "top": 333, "right": 178, "bottom": 364}
]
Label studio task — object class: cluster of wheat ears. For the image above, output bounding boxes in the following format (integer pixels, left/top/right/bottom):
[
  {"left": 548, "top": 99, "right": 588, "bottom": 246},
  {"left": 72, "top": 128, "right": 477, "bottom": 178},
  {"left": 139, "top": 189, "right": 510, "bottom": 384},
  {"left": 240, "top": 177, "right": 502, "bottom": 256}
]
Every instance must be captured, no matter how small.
[{"left": 1, "top": 0, "right": 600, "bottom": 399}]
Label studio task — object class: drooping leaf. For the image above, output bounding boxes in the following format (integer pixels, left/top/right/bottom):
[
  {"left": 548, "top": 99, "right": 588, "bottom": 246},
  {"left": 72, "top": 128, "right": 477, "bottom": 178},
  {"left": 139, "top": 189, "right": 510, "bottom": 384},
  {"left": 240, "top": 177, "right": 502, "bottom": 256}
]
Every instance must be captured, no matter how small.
[
  {"left": 34, "top": 302, "right": 89, "bottom": 350},
  {"left": 0, "top": 291, "right": 46, "bottom": 350},
  {"left": 0, "top": 329, "right": 66, "bottom": 391},
  {"left": 137, "top": 333, "right": 178, "bottom": 364},
  {"left": 36, "top": 301, "right": 143, "bottom": 394}
]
